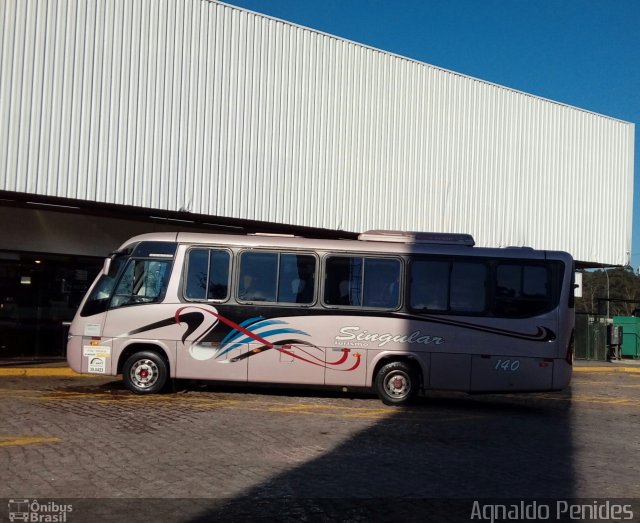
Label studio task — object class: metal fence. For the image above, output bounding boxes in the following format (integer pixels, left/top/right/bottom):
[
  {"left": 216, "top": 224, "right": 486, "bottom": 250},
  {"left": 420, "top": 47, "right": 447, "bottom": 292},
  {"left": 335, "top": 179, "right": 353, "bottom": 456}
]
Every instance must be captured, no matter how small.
[{"left": 575, "top": 313, "right": 608, "bottom": 361}]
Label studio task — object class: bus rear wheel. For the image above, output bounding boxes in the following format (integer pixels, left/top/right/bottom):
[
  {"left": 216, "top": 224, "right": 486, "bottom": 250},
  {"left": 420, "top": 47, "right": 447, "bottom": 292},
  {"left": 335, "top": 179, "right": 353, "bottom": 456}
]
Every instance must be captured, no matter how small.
[
  {"left": 122, "top": 351, "right": 168, "bottom": 394},
  {"left": 375, "top": 361, "right": 418, "bottom": 406}
]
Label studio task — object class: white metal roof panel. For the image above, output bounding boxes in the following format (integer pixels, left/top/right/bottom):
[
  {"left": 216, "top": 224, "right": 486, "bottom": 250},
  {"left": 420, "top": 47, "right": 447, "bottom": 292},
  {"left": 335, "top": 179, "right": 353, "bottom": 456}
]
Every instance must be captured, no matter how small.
[{"left": 0, "top": 0, "right": 634, "bottom": 265}]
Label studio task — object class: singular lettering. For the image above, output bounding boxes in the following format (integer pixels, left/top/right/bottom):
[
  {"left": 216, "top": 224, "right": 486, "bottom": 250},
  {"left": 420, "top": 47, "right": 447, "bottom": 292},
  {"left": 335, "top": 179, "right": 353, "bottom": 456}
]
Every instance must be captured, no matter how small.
[{"left": 336, "top": 326, "right": 444, "bottom": 347}]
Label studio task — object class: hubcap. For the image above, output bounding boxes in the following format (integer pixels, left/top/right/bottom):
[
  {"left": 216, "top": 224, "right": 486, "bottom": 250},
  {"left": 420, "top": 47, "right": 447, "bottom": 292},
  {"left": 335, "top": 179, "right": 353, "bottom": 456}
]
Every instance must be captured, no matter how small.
[
  {"left": 130, "top": 359, "right": 159, "bottom": 389},
  {"left": 385, "top": 371, "right": 410, "bottom": 398}
]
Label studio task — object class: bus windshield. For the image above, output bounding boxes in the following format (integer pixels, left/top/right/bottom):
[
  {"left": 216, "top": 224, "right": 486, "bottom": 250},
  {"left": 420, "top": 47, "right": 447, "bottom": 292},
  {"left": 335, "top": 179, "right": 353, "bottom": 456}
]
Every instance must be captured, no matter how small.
[
  {"left": 81, "top": 253, "right": 174, "bottom": 317},
  {"left": 80, "top": 253, "right": 130, "bottom": 317},
  {"left": 110, "top": 258, "right": 173, "bottom": 308}
]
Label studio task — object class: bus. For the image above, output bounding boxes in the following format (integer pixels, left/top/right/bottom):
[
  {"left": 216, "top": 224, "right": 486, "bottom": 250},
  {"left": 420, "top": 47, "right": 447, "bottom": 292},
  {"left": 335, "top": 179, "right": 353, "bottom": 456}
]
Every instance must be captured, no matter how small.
[{"left": 66, "top": 230, "right": 575, "bottom": 405}]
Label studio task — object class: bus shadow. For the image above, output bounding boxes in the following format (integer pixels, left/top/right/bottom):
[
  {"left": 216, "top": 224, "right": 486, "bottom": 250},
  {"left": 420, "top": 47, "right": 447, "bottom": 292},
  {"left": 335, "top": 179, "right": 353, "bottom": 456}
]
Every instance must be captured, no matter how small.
[{"left": 184, "top": 387, "right": 575, "bottom": 522}]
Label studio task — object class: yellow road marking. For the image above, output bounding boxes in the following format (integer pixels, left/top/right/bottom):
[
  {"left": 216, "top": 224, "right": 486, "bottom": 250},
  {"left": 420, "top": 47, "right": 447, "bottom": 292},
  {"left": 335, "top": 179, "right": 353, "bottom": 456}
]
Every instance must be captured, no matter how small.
[
  {"left": 265, "top": 404, "right": 395, "bottom": 419},
  {"left": 0, "top": 389, "right": 40, "bottom": 395},
  {"left": 574, "top": 366, "right": 640, "bottom": 373},
  {"left": 41, "top": 391, "right": 106, "bottom": 398},
  {"left": 532, "top": 394, "right": 636, "bottom": 406},
  {"left": 266, "top": 403, "right": 388, "bottom": 413},
  {"left": 0, "top": 437, "right": 62, "bottom": 447},
  {"left": 0, "top": 368, "right": 87, "bottom": 377}
]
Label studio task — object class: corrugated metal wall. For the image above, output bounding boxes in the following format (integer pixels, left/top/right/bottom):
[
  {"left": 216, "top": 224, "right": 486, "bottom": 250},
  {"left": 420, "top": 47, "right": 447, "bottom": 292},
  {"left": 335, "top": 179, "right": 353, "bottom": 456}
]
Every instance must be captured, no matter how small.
[{"left": 0, "top": 0, "right": 635, "bottom": 265}]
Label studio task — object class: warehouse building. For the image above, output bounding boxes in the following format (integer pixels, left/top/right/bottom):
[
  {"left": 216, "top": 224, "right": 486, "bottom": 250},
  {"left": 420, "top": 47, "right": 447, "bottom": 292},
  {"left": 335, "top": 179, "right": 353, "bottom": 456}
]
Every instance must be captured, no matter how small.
[{"left": 0, "top": 0, "right": 635, "bottom": 356}]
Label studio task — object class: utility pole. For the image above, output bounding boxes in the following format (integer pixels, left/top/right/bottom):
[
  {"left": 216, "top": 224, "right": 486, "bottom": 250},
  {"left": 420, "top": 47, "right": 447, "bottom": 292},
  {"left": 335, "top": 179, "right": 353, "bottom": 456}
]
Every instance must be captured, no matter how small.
[{"left": 605, "top": 269, "right": 610, "bottom": 318}]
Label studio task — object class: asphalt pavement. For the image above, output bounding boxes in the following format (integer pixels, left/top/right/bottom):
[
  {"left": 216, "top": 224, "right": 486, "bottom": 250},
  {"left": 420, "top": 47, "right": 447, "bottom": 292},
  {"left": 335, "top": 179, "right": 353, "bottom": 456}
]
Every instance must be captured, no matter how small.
[{"left": 1, "top": 358, "right": 639, "bottom": 522}]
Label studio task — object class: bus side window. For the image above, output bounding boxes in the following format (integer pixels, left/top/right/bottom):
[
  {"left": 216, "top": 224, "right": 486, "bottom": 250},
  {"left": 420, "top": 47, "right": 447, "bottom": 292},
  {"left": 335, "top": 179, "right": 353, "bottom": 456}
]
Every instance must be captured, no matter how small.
[
  {"left": 323, "top": 278, "right": 351, "bottom": 305},
  {"left": 238, "top": 252, "right": 278, "bottom": 302},
  {"left": 409, "top": 260, "right": 448, "bottom": 311},
  {"left": 494, "top": 263, "right": 551, "bottom": 317},
  {"left": 237, "top": 252, "right": 316, "bottom": 304},
  {"left": 324, "top": 256, "right": 400, "bottom": 309},
  {"left": 185, "top": 249, "right": 209, "bottom": 300},
  {"left": 409, "top": 259, "right": 486, "bottom": 313},
  {"left": 277, "top": 254, "right": 316, "bottom": 304},
  {"left": 449, "top": 262, "right": 486, "bottom": 313},
  {"left": 324, "top": 257, "right": 362, "bottom": 306},
  {"left": 362, "top": 258, "right": 401, "bottom": 308},
  {"left": 185, "top": 249, "right": 230, "bottom": 301}
]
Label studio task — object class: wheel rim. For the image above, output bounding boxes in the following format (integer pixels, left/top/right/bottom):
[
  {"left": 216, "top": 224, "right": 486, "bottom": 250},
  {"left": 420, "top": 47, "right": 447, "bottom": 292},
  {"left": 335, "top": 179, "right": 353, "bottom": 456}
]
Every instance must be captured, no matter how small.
[
  {"left": 384, "top": 370, "right": 411, "bottom": 399},
  {"left": 130, "top": 359, "right": 159, "bottom": 389}
]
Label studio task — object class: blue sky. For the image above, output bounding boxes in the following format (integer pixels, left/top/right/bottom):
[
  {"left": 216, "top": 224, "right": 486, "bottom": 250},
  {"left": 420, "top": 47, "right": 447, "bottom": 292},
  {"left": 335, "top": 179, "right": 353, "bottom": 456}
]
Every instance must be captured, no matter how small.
[{"left": 224, "top": 0, "right": 640, "bottom": 267}]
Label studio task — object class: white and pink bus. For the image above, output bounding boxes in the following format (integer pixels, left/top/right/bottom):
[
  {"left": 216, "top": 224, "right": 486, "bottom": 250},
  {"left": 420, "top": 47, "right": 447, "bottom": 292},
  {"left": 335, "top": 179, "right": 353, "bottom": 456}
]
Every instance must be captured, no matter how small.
[{"left": 67, "top": 230, "right": 575, "bottom": 405}]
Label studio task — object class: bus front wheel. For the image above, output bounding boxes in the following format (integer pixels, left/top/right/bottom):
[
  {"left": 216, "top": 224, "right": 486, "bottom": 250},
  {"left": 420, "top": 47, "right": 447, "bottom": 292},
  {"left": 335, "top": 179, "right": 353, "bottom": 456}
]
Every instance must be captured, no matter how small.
[
  {"left": 375, "top": 361, "right": 418, "bottom": 406},
  {"left": 122, "top": 351, "right": 168, "bottom": 394}
]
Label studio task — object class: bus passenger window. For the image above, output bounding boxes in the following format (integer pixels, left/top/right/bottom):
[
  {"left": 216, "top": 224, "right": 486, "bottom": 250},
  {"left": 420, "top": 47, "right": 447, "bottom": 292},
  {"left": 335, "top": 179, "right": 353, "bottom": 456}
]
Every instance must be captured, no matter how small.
[
  {"left": 238, "top": 253, "right": 277, "bottom": 302},
  {"left": 409, "top": 260, "right": 448, "bottom": 311},
  {"left": 238, "top": 252, "right": 316, "bottom": 304},
  {"left": 277, "top": 254, "right": 316, "bottom": 304},
  {"left": 409, "top": 259, "right": 486, "bottom": 313},
  {"left": 208, "top": 251, "right": 230, "bottom": 299},
  {"left": 523, "top": 266, "right": 548, "bottom": 296},
  {"left": 362, "top": 258, "right": 401, "bottom": 308},
  {"left": 185, "top": 249, "right": 209, "bottom": 300},
  {"left": 324, "top": 257, "right": 362, "bottom": 306},
  {"left": 494, "top": 264, "right": 552, "bottom": 317},
  {"left": 324, "top": 278, "right": 350, "bottom": 305},
  {"left": 185, "top": 249, "right": 230, "bottom": 301},
  {"left": 450, "top": 262, "right": 486, "bottom": 312},
  {"left": 324, "top": 256, "right": 400, "bottom": 309}
]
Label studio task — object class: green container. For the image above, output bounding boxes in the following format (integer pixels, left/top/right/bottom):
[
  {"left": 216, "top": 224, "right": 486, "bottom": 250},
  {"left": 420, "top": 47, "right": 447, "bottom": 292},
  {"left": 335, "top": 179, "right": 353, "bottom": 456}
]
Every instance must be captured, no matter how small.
[{"left": 612, "top": 316, "right": 640, "bottom": 359}]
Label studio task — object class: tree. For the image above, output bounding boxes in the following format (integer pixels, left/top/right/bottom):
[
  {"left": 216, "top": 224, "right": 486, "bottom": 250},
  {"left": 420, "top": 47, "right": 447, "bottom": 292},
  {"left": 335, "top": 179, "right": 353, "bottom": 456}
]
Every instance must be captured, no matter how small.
[{"left": 576, "top": 267, "right": 640, "bottom": 316}]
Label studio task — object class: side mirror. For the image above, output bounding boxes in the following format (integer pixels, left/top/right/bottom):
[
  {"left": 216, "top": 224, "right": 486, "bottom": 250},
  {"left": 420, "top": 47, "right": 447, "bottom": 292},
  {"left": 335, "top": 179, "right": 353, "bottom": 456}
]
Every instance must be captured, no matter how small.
[
  {"left": 103, "top": 257, "right": 112, "bottom": 276},
  {"left": 103, "top": 255, "right": 118, "bottom": 277},
  {"left": 574, "top": 272, "right": 582, "bottom": 298}
]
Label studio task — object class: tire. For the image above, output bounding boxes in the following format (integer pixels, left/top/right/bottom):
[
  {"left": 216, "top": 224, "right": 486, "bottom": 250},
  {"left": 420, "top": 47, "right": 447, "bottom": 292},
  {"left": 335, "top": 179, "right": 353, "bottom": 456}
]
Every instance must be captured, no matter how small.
[
  {"left": 374, "top": 361, "right": 418, "bottom": 406},
  {"left": 122, "top": 351, "right": 168, "bottom": 394}
]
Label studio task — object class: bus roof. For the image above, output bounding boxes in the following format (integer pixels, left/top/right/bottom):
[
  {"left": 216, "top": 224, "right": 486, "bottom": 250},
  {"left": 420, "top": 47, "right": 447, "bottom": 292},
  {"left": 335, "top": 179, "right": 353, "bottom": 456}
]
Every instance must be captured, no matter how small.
[{"left": 116, "top": 231, "right": 573, "bottom": 263}]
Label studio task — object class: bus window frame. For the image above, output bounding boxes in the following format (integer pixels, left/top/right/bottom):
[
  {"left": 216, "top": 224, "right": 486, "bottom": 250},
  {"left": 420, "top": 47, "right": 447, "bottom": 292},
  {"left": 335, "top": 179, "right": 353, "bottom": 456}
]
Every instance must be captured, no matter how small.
[
  {"left": 182, "top": 246, "right": 233, "bottom": 304},
  {"left": 234, "top": 249, "right": 319, "bottom": 307},
  {"left": 321, "top": 253, "right": 404, "bottom": 311}
]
